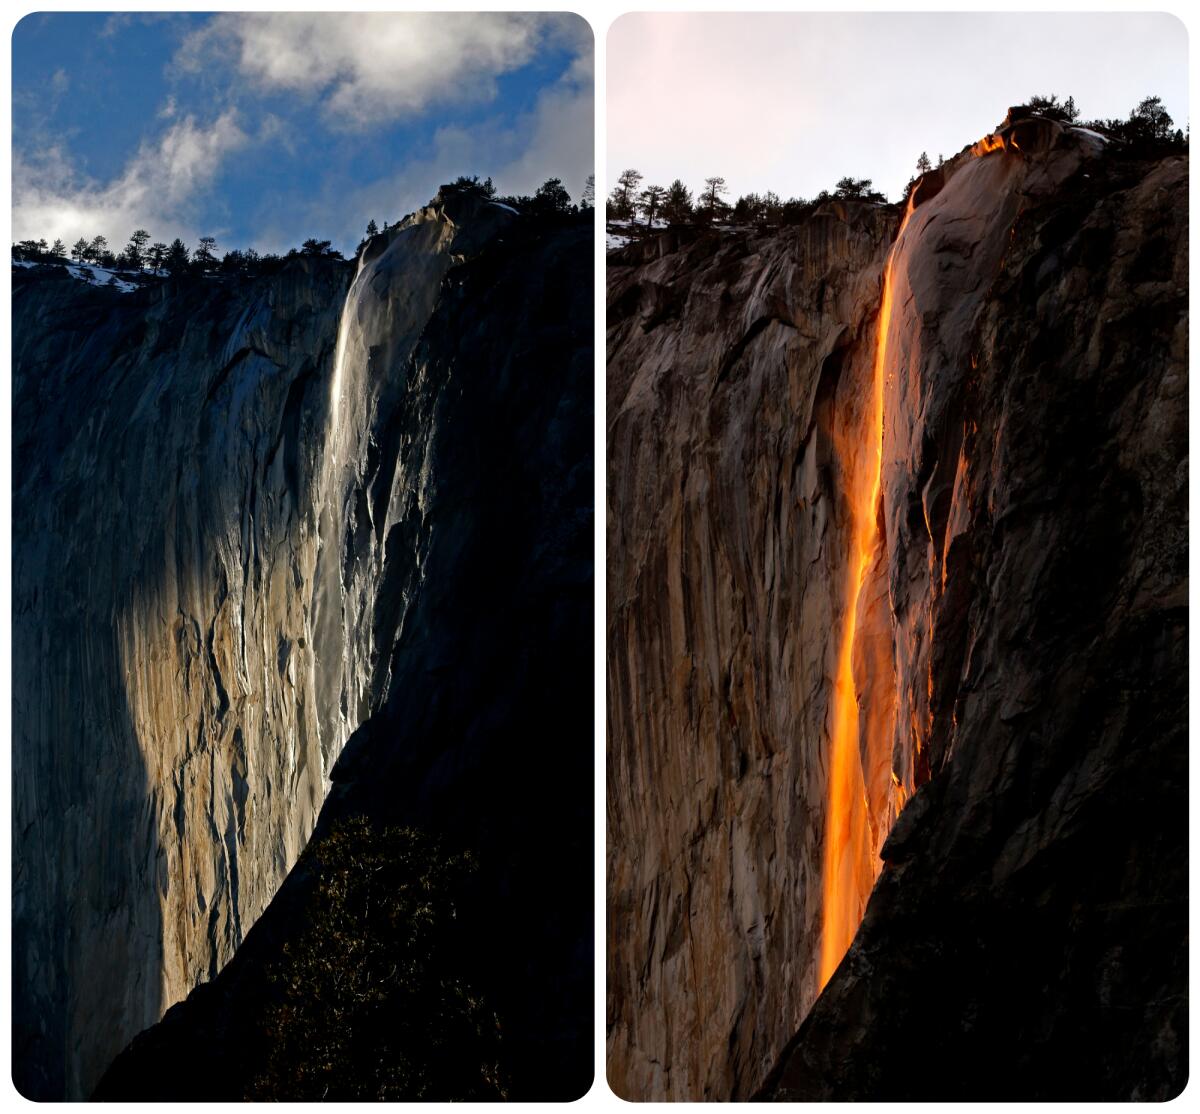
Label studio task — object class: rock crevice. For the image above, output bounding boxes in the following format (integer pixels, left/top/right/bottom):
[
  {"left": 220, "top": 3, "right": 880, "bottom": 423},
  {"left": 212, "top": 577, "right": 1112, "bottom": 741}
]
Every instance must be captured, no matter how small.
[
  {"left": 14, "top": 195, "right": 592, "bottom": 1101},
  {"left": 607, "top": 122, "right": 1186, "bottom": 1101}
]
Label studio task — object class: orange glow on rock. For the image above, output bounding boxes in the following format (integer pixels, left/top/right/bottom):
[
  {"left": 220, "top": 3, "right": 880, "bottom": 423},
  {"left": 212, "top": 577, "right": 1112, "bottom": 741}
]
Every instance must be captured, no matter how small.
[
  {"left": 973, "top": 133, "right": 1006, "bottom": 156},
  {"left": 819, "top": 199, "right": 914, "bottom": 990}
]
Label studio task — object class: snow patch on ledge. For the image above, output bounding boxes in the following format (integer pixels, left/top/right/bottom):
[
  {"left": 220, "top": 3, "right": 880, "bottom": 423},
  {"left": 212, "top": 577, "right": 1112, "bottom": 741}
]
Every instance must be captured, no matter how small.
[{"left": 12, "top": 258, "right": 139, "bottom": 293}]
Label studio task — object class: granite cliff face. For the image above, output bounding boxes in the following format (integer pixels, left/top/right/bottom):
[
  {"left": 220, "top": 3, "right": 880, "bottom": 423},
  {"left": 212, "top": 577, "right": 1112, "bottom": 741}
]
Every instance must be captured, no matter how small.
[
  {"left": 13, "top": 193, "right": 592, "bottom": 1100},
  {"left": 607, "top": 118, "right": 1186, "bottom": 1100}
]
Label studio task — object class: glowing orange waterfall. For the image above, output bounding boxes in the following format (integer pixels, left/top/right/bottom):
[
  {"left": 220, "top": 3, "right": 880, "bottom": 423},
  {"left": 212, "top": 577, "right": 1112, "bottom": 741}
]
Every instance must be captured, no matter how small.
[
  {"left": 972, "top": 132, "right": 1007, "bottom": 156},
  {"left": 818, "top": 199, "right": 914, "bottom": 989}
]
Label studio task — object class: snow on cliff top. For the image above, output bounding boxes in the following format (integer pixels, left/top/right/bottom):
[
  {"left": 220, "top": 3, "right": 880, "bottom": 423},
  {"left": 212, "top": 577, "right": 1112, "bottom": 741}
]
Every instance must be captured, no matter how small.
[{"left": 13, "top": 258, "right": 139, "bottom": 293}]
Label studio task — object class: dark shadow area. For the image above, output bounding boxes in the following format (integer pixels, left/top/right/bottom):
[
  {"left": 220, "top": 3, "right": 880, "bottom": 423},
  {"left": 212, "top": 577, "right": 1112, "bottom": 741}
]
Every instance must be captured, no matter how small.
[
  {"left": 11, "top": 273, "right": 166, "bottom": 1099},
  {"left": 758, "top": 149, "right": 1187, "bottom": 1102},
  {"left": 11, "top": 256, "right": 351, "bottom": 1099},
  {"left": 93, "top": 215, "right": 594, "bottom": 1100}
]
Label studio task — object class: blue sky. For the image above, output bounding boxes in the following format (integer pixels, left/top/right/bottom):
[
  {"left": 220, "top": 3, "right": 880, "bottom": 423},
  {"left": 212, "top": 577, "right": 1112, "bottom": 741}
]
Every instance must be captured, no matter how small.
[{"left": 13, "top": 12, "right": 593, "bottom": 255}]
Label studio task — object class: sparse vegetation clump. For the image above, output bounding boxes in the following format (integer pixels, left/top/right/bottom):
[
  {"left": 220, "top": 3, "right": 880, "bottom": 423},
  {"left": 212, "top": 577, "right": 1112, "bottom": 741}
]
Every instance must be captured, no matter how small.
[
  {"left": 605, "top": 92, "right": 1187, "bottom": 242},
  {"left": 446, "top": 173, "right": 499, "bottom": 199},
  {"left": 1028, "top": 92, "right": 1081, "bottom": 123},
  {"left": 247, "top": 815, "right": 506, "bottom": 1102},
  {"left": 13, "top": 173, "right": 585, "bottom": 280},
  {"left": 442, "top": 172, "right": 587, "bottom": 218},
  {"left": 1082, "top": 94, "right": 1187, "bottom": 152}
]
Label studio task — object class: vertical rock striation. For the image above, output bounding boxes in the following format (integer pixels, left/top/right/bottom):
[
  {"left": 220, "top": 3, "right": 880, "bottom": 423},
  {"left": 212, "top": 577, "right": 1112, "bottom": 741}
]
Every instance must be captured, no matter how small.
[
  {"left": 607, "top": 119, "right": 1186, "bottom": 1100},
  {"left": 607, "top": 207, "right": 897, "bottom": 1099},
  {"left": 13, "top": 255, "right": 351, "bottom": 1100},
  {"left": 92, "top": 202, "right": 594, "bottom": 1100},
  {"left": 13, "top": 193, "right": 591, "bottom": 1100},
  {"left": 762, "top": 125, "right": 1187, "bottom": 1102}
]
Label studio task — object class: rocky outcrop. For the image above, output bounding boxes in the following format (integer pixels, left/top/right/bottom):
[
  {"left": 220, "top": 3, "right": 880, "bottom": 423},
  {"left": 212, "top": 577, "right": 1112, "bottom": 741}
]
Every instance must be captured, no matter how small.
[
  {"left": 607, "top": 121, "right": 1186, "bottom": 1100},
  {"left": 13, "top": 194, "right": 592, "bottom": 1100}
]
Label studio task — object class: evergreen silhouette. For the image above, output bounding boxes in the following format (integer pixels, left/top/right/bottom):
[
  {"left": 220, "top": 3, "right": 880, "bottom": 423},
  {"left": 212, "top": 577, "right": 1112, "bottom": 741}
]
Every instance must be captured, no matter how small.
[
  {"left": 662, "top": 180, "right": 693, "bottom": 225},
  {"left": 166, "top": 238, "right": 190, "bottom": 274},
  {"left": 125, "top": 229, "right": 151, "bottom": 270},
  {"left": 638, "top": 184, "right": 666, "bottom": 228},
  {"left": 608, "top": 169, "right": 643, "bottom": 220}
]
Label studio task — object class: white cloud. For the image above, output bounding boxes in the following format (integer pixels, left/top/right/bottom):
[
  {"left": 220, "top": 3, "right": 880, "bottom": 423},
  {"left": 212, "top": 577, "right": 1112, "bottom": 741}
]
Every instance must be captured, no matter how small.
[
  {"left": 12, "top": 111, "right": 249, "bottom": 249},
  {"left": 175, "top": 12, "right": 584, "bottom": 129},
  {"left": 490, "top": 49, "right": 593, "bottom": 201},
  {"left": 245, "top": 49, "right": 594, "bottom": 256},
  {"left": 11, "top": 13, "right": 593, "bottom": 255}
]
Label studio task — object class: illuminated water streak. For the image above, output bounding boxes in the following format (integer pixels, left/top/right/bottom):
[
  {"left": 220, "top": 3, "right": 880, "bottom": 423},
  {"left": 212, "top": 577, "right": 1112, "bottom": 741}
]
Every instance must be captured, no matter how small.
[
  {"left": 327, "top": 252, "right": 368, "bottom": 465},
  {"left": 819, "top": 197, "right": 915, "bottom": 989}
]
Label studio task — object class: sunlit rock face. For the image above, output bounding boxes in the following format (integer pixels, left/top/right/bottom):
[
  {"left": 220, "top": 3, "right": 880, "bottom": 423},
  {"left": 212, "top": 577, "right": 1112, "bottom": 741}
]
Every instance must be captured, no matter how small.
[
  {"left": 92, "top": 203, "right": 594, "bottom": 1101},
  {"left": 607, "top": 206, "right": 898, "bottom": 1100},
  {"left": 607, "top": 124, "right": 1186, "bottom": 1101},
  {"left": 763, "top": 136, "right": 1187, "bottom": 1103},
  {"left": 13, "top": 194, "right": 592, "bottom": 1100},
  {"left": 12, "top": 255, "right": 350, "bottom": 1102}
]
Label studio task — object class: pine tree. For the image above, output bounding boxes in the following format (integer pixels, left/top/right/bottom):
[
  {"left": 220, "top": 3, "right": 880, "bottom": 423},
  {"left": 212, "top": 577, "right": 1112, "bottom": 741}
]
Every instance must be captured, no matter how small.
[
  {"left": 365, "top": 219, "right": 379, "bottom": 238},
  {"left": 148, "top": 242, "right": 168, "bottom": 273},
  {"left": 51, "top": 238, "right": 66, "bottom": 258},
  {"left": 701, "top": 176, "right": 729, "bottom": 217},
  {"left": 70, "top": 238, "right": 88, "bottom": 263},
  {"left": 531, "top": 177, "right": 573, "bottom": 216},
  {"left": 87, "top": 235, "right": 108, "bottom": 264},
  {"left": 1131, "top": 95, "right": 1172, "bottom": 141},
  {"left": 581, "top": 174, "right": 595, "bottom": 209},
  {"left": 732, "top": 193, "right": 754, "bottom": 224},
  {"left": 194, "top": 236, "right": 218, "bottom": 271},
  {"left": 609, "top": 169, "right": 643, "bottom": 221},
  {"left": 1028, "top": 93, "right": 1081, "bottom": 124},
  {"left": 662, "top": 179, "right": 693, "bottom": 225},
  {"left": 638, "top": 184, "right": 666, "bottom": 228},
  {"left": 125, "top": 229, "right": 151, "bottom": 270},
  {"left": 916, "top": 151, "right": 932, "bottom": 175},
  {"left": 166, "top": 238, "right": 190, "bottom": 274}
]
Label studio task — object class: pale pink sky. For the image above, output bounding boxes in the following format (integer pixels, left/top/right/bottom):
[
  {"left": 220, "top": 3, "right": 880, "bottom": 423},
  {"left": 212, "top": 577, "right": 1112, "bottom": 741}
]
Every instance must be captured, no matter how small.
[{"left": 608, "top": 12, "right": 1188, "bottom": 203}]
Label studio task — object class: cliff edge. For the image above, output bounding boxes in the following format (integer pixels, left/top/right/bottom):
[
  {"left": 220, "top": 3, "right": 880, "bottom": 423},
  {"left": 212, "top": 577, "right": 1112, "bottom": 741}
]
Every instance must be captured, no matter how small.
[{"left": 607, "top": 118, "right": 1186, "bottom": 1100}]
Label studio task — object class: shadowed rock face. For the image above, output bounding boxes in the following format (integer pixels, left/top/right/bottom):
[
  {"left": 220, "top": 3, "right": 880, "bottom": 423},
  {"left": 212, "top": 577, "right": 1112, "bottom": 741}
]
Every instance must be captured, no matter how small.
[
  {"left": 607, "top": 207, "right": 897, "bottom": 1101},
  {"left": 607, "top": 123, "right": 1186, "bottom": 1101},
  {"left": 13, "top": 194, "right": 592, "bottom": 1100},
  {"left": 13, "top": 253, "right": 351, "bottom": 1101}
]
